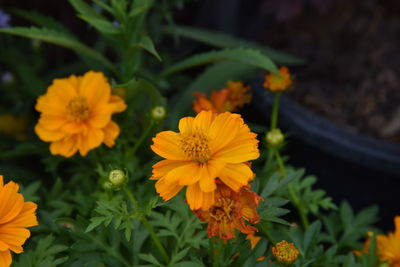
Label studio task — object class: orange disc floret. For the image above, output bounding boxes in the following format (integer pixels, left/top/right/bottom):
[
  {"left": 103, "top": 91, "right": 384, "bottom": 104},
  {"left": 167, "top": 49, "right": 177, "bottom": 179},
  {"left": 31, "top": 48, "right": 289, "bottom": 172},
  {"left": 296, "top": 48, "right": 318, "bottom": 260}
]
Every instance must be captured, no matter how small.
[
  {"left": 34, "top": 71, "right": 127, "bottom": 157},
  {"left": 263, "top": 66, "right": 292, "bottom": 92},
  {"left": 150, "top": 111, "right": 259, "bottom": 210},
  {"left": 0, "top": 175, "right": 38, "bottom": 267},
  {"left": 193, "top": 81, "right": 251, "bottom": 114},
  {"left": 376, "top": 216, "right": 400, "bottom": 266},
  {"left": 194, "top": 182, "right": 262, "bottom": 240},
  {"left": 272, "top": 240, "right": 300, "bottom": 264}
]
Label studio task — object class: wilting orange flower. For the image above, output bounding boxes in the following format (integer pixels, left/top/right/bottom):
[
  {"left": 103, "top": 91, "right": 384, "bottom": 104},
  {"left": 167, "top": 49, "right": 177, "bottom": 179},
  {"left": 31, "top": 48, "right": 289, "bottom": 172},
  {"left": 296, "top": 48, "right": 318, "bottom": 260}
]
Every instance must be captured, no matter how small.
[
  {"left": 263, "top": 66, "right": 292, "bottom": 92},
  {"left": 193, "top": 81, "right": 251, "bottom": 113},
  {"left": 0, "top": 175, "right": 38, "bottom": 267},
  {"left": 272, "top": 240, "right": 300, "bottom": 264},
  {"left": 150, "top": 111, "right": 259, "bottom": 210},
  {"left": 377, "top": 216, "right": 400, "bottom": 266},
  {"left": 35, "top": 71, "right": 127, "bottom": 157},
  {"left": 194, "top": 182, "right": 262, "bottom": 240}
]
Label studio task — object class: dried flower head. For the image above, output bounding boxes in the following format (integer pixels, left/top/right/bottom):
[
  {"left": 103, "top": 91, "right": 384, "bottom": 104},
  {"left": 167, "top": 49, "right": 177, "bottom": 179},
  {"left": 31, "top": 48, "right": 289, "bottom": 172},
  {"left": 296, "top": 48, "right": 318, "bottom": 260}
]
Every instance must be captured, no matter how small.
[
  {"left": 263, "top": 66, "right": 292, "bottom": 92},
  {"left": 150, "top": 111, "right": 259, "bottom": 210},
  {"left": 272, "top": 240, "right": 300, "bottom": 264},
  {"left": 194, "top": 182, "right": 262, "bottom": 240},
  {"left": 0, "top": 175, "right": 38, "bottom": 267},
  {"left": 35, "top": 71, "right": 127, "bottom": 157},
  {"left": 193, "top": 81, "right": 251, "bottom": 114}
]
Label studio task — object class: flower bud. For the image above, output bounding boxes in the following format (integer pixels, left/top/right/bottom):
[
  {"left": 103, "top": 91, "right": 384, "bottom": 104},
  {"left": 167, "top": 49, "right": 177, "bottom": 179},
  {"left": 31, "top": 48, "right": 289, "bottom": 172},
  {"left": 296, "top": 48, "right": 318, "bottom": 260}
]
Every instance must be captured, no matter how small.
[
  {"left": 272, "top": 240, "right": 299, "bottom": 265},
  {"left": 266, "top": 128, "right": 284, "bottom": 146},
  {"left": 151, "top": 106, "right": 166, "bottom": 120},
  {"left": 108, "top": 169, "right": 126, "bottom": 187}
]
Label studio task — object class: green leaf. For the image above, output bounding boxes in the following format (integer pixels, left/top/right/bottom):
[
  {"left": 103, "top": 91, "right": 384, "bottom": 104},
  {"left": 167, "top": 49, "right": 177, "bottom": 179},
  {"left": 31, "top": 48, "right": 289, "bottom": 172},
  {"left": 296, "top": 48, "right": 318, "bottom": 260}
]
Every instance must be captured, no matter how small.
[
  {"left": 69, "top": 0, "right": 103, "bottom": 19},
  {"left": 85, "top": 216, "right": 106, "bottom": 233},
  {"left": 0, "top": 27, "right": 115, "bottom": 71},
  {"left": 159, "top": 48, "right": 278, "bottom": 77},
  {"left": 260, "top": 169, "right": 304, "bottom": 198},
  {"left": 133, "top": 35, "right": 162, "bottom": 61},
  {"left": 164, "top": 25, "right": 305, "bottom": 65},
  {"left": 78, "top": 15, "right": 120, "bottom": 34}
]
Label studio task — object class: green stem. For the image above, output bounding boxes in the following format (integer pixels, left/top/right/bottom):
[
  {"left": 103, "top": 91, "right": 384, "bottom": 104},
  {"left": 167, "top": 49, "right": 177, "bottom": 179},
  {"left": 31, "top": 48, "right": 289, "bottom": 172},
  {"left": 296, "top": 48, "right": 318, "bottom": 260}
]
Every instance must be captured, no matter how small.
[
  {"left": 123, "top": 187, "right": 170, "bottom": 263},
  {"left": 274, "top": 151, "right": 309, "bottom": 228},
  {"left": 130, "top": 120, "right": 155, "bottom": 155},
  {"left": 213, "top": 239, "right": 223, "bottom": 267},
  {"left": 270, "top": 92, "right": 281, "bottom": 130},
  {"left": 209, "top": 239, "right": 214, "bottom": 265}
]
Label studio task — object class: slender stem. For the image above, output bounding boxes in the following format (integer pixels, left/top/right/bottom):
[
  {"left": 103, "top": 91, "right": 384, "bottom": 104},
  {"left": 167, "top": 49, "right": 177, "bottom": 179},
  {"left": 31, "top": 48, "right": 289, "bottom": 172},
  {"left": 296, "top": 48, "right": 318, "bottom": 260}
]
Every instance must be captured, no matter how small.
[
  {"left": 213, "top": 239, "right": 223, "bottom": 267},
  {"left": 274, "top": 151, "right": 309, "bottom": 228},
  {"left": 130, "top": 120, "right": 155, "bottom": 155},
  {"left": 123, "top": 187, "right": 170, "bottom": 263},
  {"left": 270, "top": 92, "right": 281, "bottom": 130},
  {"left": 209, "top": 239, "right": 214, "bottom": 265}
]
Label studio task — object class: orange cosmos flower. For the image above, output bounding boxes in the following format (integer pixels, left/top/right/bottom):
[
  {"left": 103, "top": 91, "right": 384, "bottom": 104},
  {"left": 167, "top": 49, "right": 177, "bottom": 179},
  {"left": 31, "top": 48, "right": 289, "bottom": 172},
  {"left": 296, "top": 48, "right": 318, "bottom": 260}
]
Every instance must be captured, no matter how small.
[
  {"left": 376, "top": 216, "right": 400, "bottom": 266},
  {"left": 0, "top": 175, "right": 38, "bottom": 267},
  {"left": 263, "top": 66, "right": 292, "bottom": 92},
  {"left": 150, "top": 111, "right": 259, "bottom": 210},
  {"left": 193, "top": 81, "right": 251, "bottom": 114},
  {"left": 194, "top": 182, "right": 262, "bottom": 240},
  {"left": 35, "top": 71, "right": 127, "bottom": 157}
]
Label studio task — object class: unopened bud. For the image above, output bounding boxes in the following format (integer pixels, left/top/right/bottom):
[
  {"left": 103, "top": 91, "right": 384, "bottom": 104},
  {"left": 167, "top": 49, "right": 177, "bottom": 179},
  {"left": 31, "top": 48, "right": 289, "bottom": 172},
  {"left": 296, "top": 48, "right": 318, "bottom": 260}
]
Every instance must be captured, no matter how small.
[
  {"left": 266, "top": 128, "right": 284, "bottom": 146},
  {"left": 151, "top": 106, "right": 166, "bottom": 120},
  {"left": 102, "top": 181, "right": 113, "bottom": 190},
  {"left": 108, "top": 169, "right": 126, "bottom": 186}
]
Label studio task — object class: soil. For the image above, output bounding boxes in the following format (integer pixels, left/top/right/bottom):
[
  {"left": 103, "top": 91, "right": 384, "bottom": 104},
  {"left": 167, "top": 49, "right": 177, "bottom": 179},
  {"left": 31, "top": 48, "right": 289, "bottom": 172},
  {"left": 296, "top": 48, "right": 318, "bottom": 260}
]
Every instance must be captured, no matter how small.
[{"left": 256, "top": 0, "right": 400, "bottom": 142}]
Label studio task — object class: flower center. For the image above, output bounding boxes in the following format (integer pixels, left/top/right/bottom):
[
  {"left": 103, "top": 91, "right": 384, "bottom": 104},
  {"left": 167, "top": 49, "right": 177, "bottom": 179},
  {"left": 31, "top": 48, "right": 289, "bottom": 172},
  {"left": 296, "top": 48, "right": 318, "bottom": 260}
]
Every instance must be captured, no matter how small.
[
  {"left": 210, "top": 197, "right": 236, "bottom": 222},
  {"left": 66, "top": 96, "right": 90, "bottom": 122},
  {"left": 180, "top": 130, "right": 211, "bottom": 163}
]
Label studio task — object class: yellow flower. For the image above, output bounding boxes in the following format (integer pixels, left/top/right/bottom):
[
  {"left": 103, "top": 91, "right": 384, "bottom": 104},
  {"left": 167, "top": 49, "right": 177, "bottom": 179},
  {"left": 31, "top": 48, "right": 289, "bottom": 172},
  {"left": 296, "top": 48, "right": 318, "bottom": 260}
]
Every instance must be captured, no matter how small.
[
  {"left": 377, "top": 216, "right": 400, "bottom": 266},
  {"left": 194, "top": 182, "right": 262, "bottom": 240},
  {"left": 193, "top": 81, "right": 251, "bottom": 114},
  {"left": 0, "top": 175, "right": 38, "bottom": 267},
  {"left": 272, "top": 240, "right": 300, "bottom": 264},
  {"left": 263, "top": 66, "right": 292, "bottom": 92},
  {"left": 150, "top": 111, "right": 259, "bottom": 210},
  {"left": 35, "top": 71, "right": 127, "bottom": 157}
]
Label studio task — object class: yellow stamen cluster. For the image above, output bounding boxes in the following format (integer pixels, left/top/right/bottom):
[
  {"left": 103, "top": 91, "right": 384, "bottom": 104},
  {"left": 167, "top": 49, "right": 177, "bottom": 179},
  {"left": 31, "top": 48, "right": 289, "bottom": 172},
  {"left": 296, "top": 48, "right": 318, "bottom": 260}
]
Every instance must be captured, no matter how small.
[
  {"left": 66, "top": 96, "right": 89, "bottom": 122},
  {"left": 272, "top": 240, "right": 300, "bottom": 264},
  {"left": 180, "top": 130, "right": 211, "bottom": 163}
]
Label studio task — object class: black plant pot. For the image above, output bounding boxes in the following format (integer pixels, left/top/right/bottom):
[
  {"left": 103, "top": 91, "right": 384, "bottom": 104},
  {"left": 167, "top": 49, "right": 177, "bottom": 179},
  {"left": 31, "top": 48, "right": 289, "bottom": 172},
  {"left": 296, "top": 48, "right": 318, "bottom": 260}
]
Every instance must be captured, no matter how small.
[{"left": 251, "top": 81, "right": 400, "bottom": 229}]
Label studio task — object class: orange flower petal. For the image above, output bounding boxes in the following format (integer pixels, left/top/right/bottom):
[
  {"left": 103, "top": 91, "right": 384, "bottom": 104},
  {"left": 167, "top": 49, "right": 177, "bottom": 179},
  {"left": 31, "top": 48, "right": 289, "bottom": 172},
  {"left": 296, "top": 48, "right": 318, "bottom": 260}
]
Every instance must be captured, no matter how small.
[
  {"left": 35, "top": 124, "right": 66, "bottom": 142},
  {"left": 103, "top": 121, "right": 120, "bottom": 147},
  {"left": 0, "top": 250, "right": 12, "bottom": 267},
  {"left": 178, "top": 117, "right": 194, "bottom": 135},
  {"left": 109, "top": 95, "right": 127, "bottom": 113},
  {"left": 79, "top": 71, "right": 110, "bottom": 108},
  {"left": 186, "top": 183, "right": 205, "bottom": 210},
  {"left": 151, "top": 131, "right": 187, "bottom": 160},
  {"left": 155, "top": 178, "right": 183, "bottom": 201},
  {"left": 218, "top": 163, "right": 253, "bottom": 192},
  {"left": 164, "top": 162, "right": 200, "bottom": 185},
  {"left": 152, "top": 160, "right": 189, "bottom": 179}
]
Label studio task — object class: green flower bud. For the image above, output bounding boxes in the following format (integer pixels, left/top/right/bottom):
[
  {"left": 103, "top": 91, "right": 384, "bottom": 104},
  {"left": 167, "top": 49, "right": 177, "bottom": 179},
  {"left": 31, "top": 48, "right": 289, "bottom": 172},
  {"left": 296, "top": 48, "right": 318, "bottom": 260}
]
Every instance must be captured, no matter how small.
[
  {"left": 151, "top": 106, "right": 166, "bottom": 120},
  {"left": 266, "top": 128, "right": 284, "bottom": 146},
  {"left": 108, "top": 169, "right": 126, "bottom": 186},
  {"left": 102, "top": 180, "right": 113, "bottom": 190}
]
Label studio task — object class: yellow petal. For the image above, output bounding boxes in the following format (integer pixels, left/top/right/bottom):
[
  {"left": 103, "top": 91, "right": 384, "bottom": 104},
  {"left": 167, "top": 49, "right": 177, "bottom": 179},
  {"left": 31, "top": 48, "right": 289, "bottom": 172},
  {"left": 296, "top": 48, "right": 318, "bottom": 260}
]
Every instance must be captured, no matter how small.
[
  {"left": 208, "top": 112, "right": 241, "bottom": 152},
  {"left": 0, "top": 182, "right": 23, "bottom": 224},
  {"left": 79, "top": 71, "right": 110, "bottom": 108},
  {"left": 155, "top": 178, "right": 183, "bottom": 201},
  {"left": 193, "top": 111, "right": 214, "bottom": 133},
  {"left": 35, "top": 124, "right": 66, "bottom": 142},
  {"left": 186, "top": 183, "right": 204, "bottom": 210},
  {"left": 78, "top": 127, "right": 104, "bottom": 156},
  {"left": 7, "top": 202, "right": 38, "bottom": 228},
  {"left": 0, "top": 250, "right": 12, "bottom": 267},
  {"left": 151, "top": 131, "right": 187, "bottom": 160},
  {"left": 109, "top": 95, "right": 127, "bottom": 113},
  {"left": 164, "top": 162, "right": 200, "bottom": 185},
  {"left": 198, "top": 164, "right": 216, "bottom": 193},
  {"left": 178, "top": 117, "right": 194, "bottom": 134},
  {"left": 219, "top": 163, "right": 253, "bottom": 191},
  {"left": 89, "top": 104, "right": 113, "bottom": 128},
  {"left": 103, "top": 121, "right": 120, "bottom": 147},
  {"left": 152, "top": 160, "right": 188, "bottom": 178}
]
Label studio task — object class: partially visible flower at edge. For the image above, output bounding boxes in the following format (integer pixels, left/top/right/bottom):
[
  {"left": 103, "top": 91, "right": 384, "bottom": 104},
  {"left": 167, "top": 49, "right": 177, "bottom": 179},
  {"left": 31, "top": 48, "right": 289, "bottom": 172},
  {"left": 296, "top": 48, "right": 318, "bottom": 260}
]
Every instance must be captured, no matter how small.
[
  {"left": 150, "top": 111, "right": 260, "bottom": 210},
  {"left": 377, "top": 216, "right": 400, "bottom": 266},
  {"left": 35, "top": 71, "right": 127, "bottom": 157},
  {"left": 263, "top": 66, "right": 292, "bottom": 92},
  {"left": 194, "top": 182, "right": 262, "bottom": 240},
  {"left": 272, "top": 240, "right": 300, "bottom": 265},
  {"left": 0, "top": 175, "right": 38, "bottom": 267},
  {"left": 193, "top": 81, "right": 252, "bottom": 114},
  {"left": 0, "top": 9, "right": 10, "bottom": 28}
]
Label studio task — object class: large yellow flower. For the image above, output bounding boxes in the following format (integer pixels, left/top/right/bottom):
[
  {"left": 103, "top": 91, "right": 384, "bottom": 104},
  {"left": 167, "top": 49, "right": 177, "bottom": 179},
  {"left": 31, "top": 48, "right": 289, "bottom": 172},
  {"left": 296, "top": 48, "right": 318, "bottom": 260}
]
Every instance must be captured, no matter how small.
[
  {"left": 150, "top": 111, "right": 259, "bottom": 210},
  {"left": 377, "top": 216, "right": 400, "bottom": 266},
  {"left": 0, "top": 175, "right": 38, "bottom": 267},
  {"left": 35, "top": 71, "right": 127, "bottom": 157}
]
